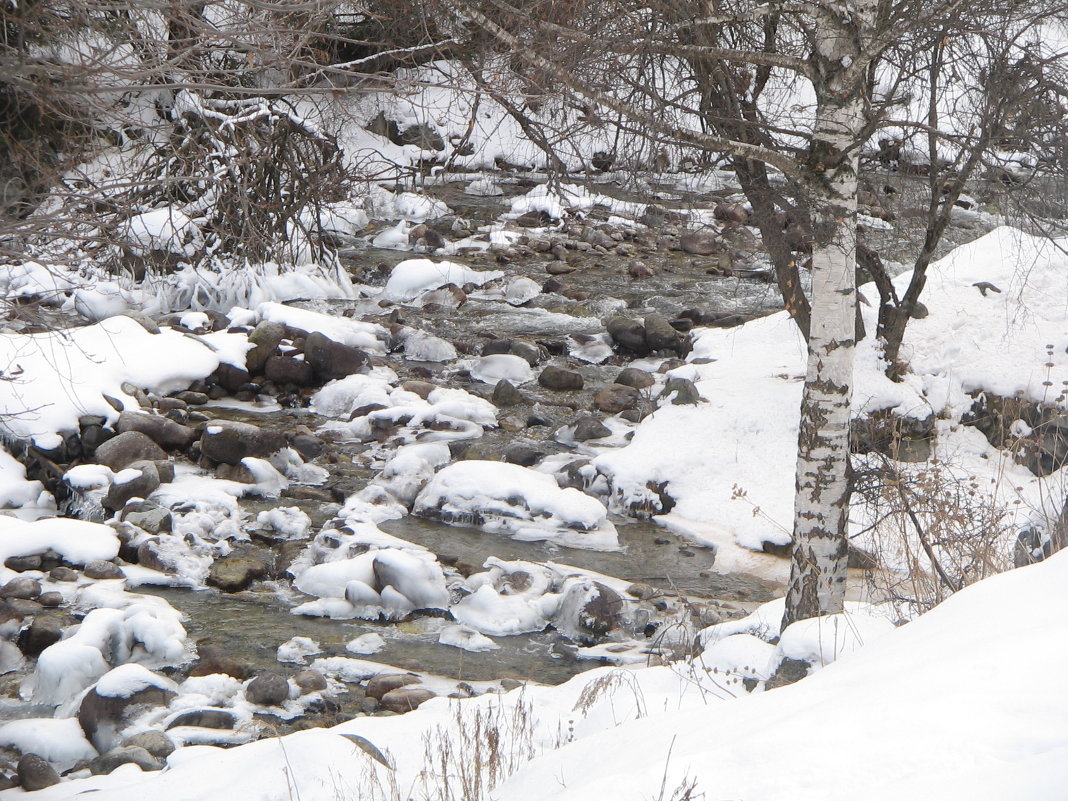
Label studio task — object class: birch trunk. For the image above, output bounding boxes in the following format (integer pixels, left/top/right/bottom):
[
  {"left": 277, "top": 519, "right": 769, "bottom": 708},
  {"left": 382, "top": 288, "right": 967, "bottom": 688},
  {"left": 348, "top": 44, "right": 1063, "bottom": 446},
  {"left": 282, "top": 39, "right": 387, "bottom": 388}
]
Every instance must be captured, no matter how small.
[{"left": 782, "top": 1, "right": 874, "bottom": 628}]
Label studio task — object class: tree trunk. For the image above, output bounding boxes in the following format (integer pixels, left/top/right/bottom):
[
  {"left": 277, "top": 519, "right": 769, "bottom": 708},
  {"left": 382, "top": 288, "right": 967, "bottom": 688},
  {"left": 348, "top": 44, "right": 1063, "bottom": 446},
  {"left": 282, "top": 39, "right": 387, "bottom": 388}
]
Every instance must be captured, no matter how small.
[{"left": 782, "top": 2, "right": 873, "bottom": 628}]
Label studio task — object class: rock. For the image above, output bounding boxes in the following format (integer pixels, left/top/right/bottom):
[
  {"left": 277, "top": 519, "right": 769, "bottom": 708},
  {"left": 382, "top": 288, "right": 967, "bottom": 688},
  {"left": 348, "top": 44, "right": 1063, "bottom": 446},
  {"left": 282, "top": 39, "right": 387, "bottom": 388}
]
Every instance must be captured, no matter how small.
[
  {"left": 116, "top": 411, "right": 195, "bottom": 450},
  {"left": 572, "top": 416, "right": 612, "bottom": 441},
  {"left": 3, "top": 554, "right": 41, "bottom": 572},
  {"left": 89, "top": 746, "right": 164, "bottom": 775},
  {"left": 593, "top": 384, "right": 640, "bottom": 414},
  {"left": 538, "top": 366, "right": 584, "bottom": 391},
  {"left": 515, "top": 210, "right": 554, "bottom": 228},
  {"left": 264, "top": 355, "right": 315, "bottom": 387},
  {"left": 136, "top": 539, "right": 171, "bottom": 573},
  {"left": 714, "top": 202, "right": 749, "bottom": 224},
  {"left": 679, "top": 229, "right": 722, "bottom": 256},
  {"left": 379, "top": 687, "right": 435, "bottom": 713},
  {"left": 661, "top": 377, "right": 702, "bottom": 405},
  {"left": 167, "top": 709, "right": 237, "bottom": 730},
  {"left": 482, "top": 338, "right": 544, "bottom": 366},
  {"left": 104, "top": 460, "right": 161, "bottom": 511},
  {"left": 365, "top": 673, "right": 420, "bottom": 700},
  {"left": 49, "top": 566, "right": 78, "bottom": 582},
  {"left": 17, "top": 615, "right": 63, "bottom": 657},
  {"left": 492, "top": 379, "right": 524, "bottom": 407},
  {"left": 615, "top": 367, "right": 655, "bottom": 389},
  {"left": 581, "top": 227, "right": 615, "bottom": 249},
  {"left": 175, "top": 390, "right": 209, "bottom": 405},
  {"left": 213, "top": 363, "right": 252, "bottom": 393},
  {"left": 765, "top": 657, "right": 809, "bottom": 689},
  {"left": 215, "top": 462, "right": 259, "bottom": 483},
  {"left": 293, "top": 669, "right": 328, "bottom": 694},
  {"left": 304, "top": 332, "right": 369, "bottom": 381},
  {"left": 644, "top": 314, "right": 686, "bottom": 354},
  {"left": 83, "top": 559, "right": 125, "bottom": 580},
  {"left": 17, "top": 754, "right": 59, "bottom": 791},
  {"left": 606, "top": 316, "right": 648, "bottom": 355},
  {"left": 289, "top": 431, "right": 325, "bottom": 460},
  {"left": 122, "top": 503, "right": 172, "bottom": 535},
  {"left": 246, "top": 320, "right": 286, "bottom": 373},
  {"left": 79, "top": 684, "right": 176, "bottom": 752},
  {"left": 38, "top": 592, "right": 62, "bottom": 608},
  {"left": 246, "top": 672, "right": 290, "bottom": 706},
  {"left": 558, "top": 580, "right": 624, "bottom": 640},
  {"left": 200, "top": 420, "right": 286, "bottom": 465},
  {"left": 0, "top": 577, "right": 40, "bottom": 600},
  {"left": 504, "top": 445, "right": 544, "bottom": 467},
  {"left": 627, "top": 260, "right": 656, "bottom": 279},
  {"left": 122, "top": 730, "right": 175, "bottom": 759},
  {"left": 400, "top": 380, "right": 436, "bottom": 399},
  {"left": 206, "top": 550, "right": 271, "bottom": 593},
  {"left": 94, "top": 431, "right": 167, "bottom": 471}
]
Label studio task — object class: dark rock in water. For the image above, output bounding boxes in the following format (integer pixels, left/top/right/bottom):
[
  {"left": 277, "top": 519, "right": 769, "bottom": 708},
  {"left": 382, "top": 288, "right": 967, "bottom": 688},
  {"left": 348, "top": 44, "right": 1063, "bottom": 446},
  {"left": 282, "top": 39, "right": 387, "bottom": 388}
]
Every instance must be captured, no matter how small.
[
  {"left": 116, "top": 411, "right": 195, "bottom": 450},
  {"left": 615, "top": 367, "right": 655, "bottom": 389},
  {"left": 572, "top": 416, "right": 611, "bottom": 441},
  {"left": 213, "top": 363, "right": 252, "bottom": 393},
  {"left": 49, "top": 566, "right": 78, "bottom": 582},
  {"left": 293, "top": 669, "right": 328, "bottom": 694},
  {"left": 265, "top": 355, "right": 315, "bottom": 387},
  {"left": 83, "top": 559, "right": 125, "bottom": 580},
  {"left": 38, "top": 591, "right": 62, "bottom": 608},
  {"left": 482, "top": 338, "right": 544, "bottom": 366},
  {"left": 200, "top": 420, "right": 286, "bottom": 465},
  {"left": 638, "top": 205, "right": 685, "bottom": 228},
  {"left": 79, "top": 684, "right": 176, "bottom": 752},
  {"left": 17, "top": 754, "right": 59, "bottom": 791},
  {"left": 288, "top": 430, "right": 324, "bottom": 460},
  {"left": 606, "top": 316, "right": 648, "bottom": 355},
  {"left": 246, "top": 320, "right": 286, "bottom": 373},
  {"left": 89, "top": 745, "right": 164, "bottom": 775},
  {"left": 123, "top": 730, "right": 176, "bottom": 759},
  {"left": 379, "top": 687, "right": 435, "bottom": 713},
  {"left": 17, "top": 614, "right": 62, "bottom": 657},
  {"left": 3, "top": 554, "right": 41, "bottom": 573},
  {"left": 304, "top": 332, "right": 369, "bottom": 381},
  {"left": 94, "top": 431, "right": 167, "bottom": 471},
  {"left": 0, "top": 576, "right": 40, "bottom": 600},
  {"left": 593, "top": 384, "right": 640, "bottom": 414},
  {"left": 207, "top": 549, "right": 272, "bottom": 593},
  {"left": 122, "top": 502, "right": 172, "bottom": 535},
  {"left": 365, "top": 673, "right": 420, "bottom": 700},
  {"left": 104, "top": 460, "right": 161, "bottom": 511},
  {"left": 661, "top": 377, "right": 702, "bottom": 405},
  {"left": 492, "top": 379, "right": 524, "bottom": 407},
  {"left": 539, "top": 366, "right": 584, "bottom": 391},
  {"left": 505, "top": 445, "right": 544, "bottom": 467},
  {"left": 215, "top": 462, "right": 259, "bottom": 483},
  {"left": 644, "top": 314, "right": 687, "bottom": 354},
  {"left": 246, "top": 672, "right": 290, "bottom": 706},
  {"left": 136, "top": 539, "right": 171, "bottom": 573},
  {"left": 679, "top": 229, "right": 722, "bottom": 256},
  {"left": 167, "top": 709, "right": 237, "bottom": 730}
]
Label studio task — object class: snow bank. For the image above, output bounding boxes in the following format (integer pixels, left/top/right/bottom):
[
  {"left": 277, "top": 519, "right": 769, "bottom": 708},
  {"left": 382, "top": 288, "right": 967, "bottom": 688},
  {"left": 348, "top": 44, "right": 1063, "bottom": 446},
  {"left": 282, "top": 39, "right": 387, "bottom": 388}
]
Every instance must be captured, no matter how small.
[{"left": 384, "top": 258, "right": 504, "bottom": 302}]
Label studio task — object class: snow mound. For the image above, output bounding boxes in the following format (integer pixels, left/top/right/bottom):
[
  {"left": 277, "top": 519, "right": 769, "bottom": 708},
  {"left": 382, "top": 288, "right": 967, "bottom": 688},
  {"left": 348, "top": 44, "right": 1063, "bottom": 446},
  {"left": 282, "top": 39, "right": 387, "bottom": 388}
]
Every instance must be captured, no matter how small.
[
  {"left": 413, "top": 461, "right": 619, "bottom": 550},
  {"left": 384, "top": 258, "right": 504, "bottom": 302}
]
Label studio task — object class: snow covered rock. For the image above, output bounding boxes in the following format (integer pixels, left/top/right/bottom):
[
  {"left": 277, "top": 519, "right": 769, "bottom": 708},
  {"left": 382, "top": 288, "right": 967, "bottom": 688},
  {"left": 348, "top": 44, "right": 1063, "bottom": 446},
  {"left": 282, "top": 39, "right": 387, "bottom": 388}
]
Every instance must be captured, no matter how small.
[
  {"left": 384, "top": 258, "right": 504, "bottom": 302},
  {"left": 413, "top": 461, "right": 619, "bottom": 550}
]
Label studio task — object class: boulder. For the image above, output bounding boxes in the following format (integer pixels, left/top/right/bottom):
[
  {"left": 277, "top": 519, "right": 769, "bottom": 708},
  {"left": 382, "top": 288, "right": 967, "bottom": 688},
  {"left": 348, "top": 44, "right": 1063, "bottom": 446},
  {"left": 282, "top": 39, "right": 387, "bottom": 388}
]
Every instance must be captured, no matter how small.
[
  {"left": 293, "top": 669, "right": 328, "bottom": 694},
  {"left": 0, "top": 577, "right": 40, "bottom": 600},
  {"left": 83, "top": 560, "right": 125, "bottom": 580},
  {"left": 79, "top": 684, "right": 176, "bottom": 752},
  {"left": 17, "top": 754, "right": 59, "bottom": 791},
  {"left": 104, "top": 460, "right": 161, "bottom": 511},
  {"left": 572, "top": 416, "right": 612, "bottom": 441},
  {"left": 538, "top": 366, "right": 584, "bottom": 391},
  {"left": 116, "top": 411, "right": 195, "bottom": 450},
  {"left": 303, "top": 332, "right": 369, "bottom": 381},
  {"left": 245, "top": 320, "right": 286, "bottom": 373},
  {"left": 379, "top": 687, "right": 435, "bottom": 714},
  {"left": 89, "top": 746, "right": 164, "bottom": 775},
  {"left": 213, "top": 363, "right": 252, "bottom": 393},
  {"left": 365, "top": 673, "right": 420, "bottom": 700},
  {"left": 264, "top": 355, "right": 315, "bottom": 387},
  {"left": 122, "top": 503, "right": 173, "bottom": 535},
  {"left": 606, "top": 316, "right": 648, "bottom": 355},
  {"left": 122, "top": 730, "right": 175, "bottom": 759},
  {"left": 593, "top": 384, "right": 640, "bottom": 414},
  {"left": 17, "top": 615, "right": 62, "bottom": 657},
  {"left": 644, "top": 314, "right": 686, "bottom": 354},
  {"left": 615, "top": 367, "right": 655, "bottom": 389},
  {"left": 661, "top": 377, "right": 702, "bottom": 405},
  {"left": 492, "top": 379, "right": 524, "bottom": 407},
  {"left": 167, "top": 709, "right": 236, "bottom": 730},
  {"left": 200, "top": 421, "right": 286, "bottom": 465},
  {"left": 206, "top": 550, "right": 271, "bottom": 593},
  {"left": 94, "top": 431, "right": 167, "bottom": 471},
  {"left": 245, "top": 672, "right": 290, "bottom": 706}
]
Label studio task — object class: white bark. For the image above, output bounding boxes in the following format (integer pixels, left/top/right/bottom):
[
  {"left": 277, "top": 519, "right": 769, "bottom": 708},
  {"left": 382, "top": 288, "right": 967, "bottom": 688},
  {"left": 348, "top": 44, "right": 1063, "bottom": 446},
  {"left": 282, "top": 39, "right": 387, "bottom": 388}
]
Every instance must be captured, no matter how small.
[{"left": 783, "top": 0, "right": 874, "bottom": 627}]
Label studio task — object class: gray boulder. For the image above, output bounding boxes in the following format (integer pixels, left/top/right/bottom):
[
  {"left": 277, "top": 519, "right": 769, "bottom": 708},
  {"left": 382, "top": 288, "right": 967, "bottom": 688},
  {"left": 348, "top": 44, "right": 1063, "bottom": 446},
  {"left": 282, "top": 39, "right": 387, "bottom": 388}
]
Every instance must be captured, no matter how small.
[{"left": 94, "top": 431, "right": 167, "bottom": 471}]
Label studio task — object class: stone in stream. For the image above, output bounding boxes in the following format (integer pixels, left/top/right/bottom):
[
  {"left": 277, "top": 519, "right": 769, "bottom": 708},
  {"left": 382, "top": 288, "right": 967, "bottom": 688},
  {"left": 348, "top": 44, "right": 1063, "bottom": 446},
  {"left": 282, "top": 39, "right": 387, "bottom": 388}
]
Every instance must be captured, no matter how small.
[
  {"left": 661, "top": 377, "right": 703, "bottom": 405},
  {"left": 17, "top": 754, "right": 59, "bottom": 791},
  {"left": 245, "top": 320, "right": 286, "bottom": 374},
  {"left": 94, "top": 431, "right": 167, "bottom": 471},
  {"left": 572, "top": 416, "right": 612, "bottom": 441},
  {"left": 492, "top": 379, "right": 524, "bottom": 407},
  {"left": 167, "top": 709, "right": 237, "bottom": 730},
  {"left": 83, "top": 560, "right": 125, "bottom": 580},
  {"left": 199, "top": 420, "right": 286, "bottom": 465},
  {"left": 679, "top": 228, "right": 722, "bottom": 256},
  {"left": 644, "top": 313, "right": 688, "bottom": 354},
  {"left": 245, "top": 672, "right": 291, "bottom": 706},
  {"left": 593, "top": 384, "right": 640, "bottom": 414},
  {"left": 606, "top": 316, "right": 649, "bottom": 355},
  {"left": 379, "top": 687, "right": 436, "bottom": 714},
  {"left": 79, "top": 683, "right": 177, "bottom": 752},
  {"left": 538, "top": 366, "right": 584, "bottom": 391},
  {"left": 123, "top": 730, "right": 176, "bottom": 759},
  {"left": 482, "top": 338, "right": 544, "bottom": 366},
  {"left": 264, "top": 354, "right": 315, "bottom": 387},
  {"left": 615, "top": 367, "right": 655, "bottom": 389},
  {"left": 89, "top": 746, "right": 164, "bottom": 775},
  {"left": 17, "top": 615, "right": 62, "bottom": 657},
  {"left": 303, "top": 332, "right": 369, "bottom": 381},
  {"left": 121, "top": 502, "right": 172, "bottom": 535},
  {"left": 104, "top": 460, "right": 161, "bottom": 511},
  {"left": 365, "top": 673, "right": 420, "bottom": 700},
  {"left": 116, "top": 411, "right": 195, "bottom": 450},
  {"left": 0, "top": 576, "right": 40, "bottom": 600},
  {"left": 213, "top": 363, "right": 252, "bottom": 393},
  {"left": 206, "top": 548, "right": 272, "bottom": 592},
  {"left": 293, "top": 669, "right": 328, "bottom": 694}
]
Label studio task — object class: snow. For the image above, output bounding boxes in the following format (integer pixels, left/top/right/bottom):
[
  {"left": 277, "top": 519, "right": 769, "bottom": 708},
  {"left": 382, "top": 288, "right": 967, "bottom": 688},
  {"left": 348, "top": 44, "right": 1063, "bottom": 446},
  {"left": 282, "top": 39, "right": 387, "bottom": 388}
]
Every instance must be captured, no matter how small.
[
  {"left": 413, "top": 461, "right": 619, "bottom": 550},
  {"left": 0, "top": 517, "right": 118, "bottom": 580},
  {"left": 0, "top": 718, "right": 97, "bottom": 771},
  {"left": 277, "top": 637, "right": 321, "bottom": 664},
  {"left": 255, "top": 301, "right": 388, "bottom": 354},
  {"left": 460, "top": 353, "right": 535, "bottom": 384},
  {"left": 384, "top": 258, "right": 504, "bottom": 302},
  {"left": 94, "top": 662, "right": 177, "bottom": 697}
]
